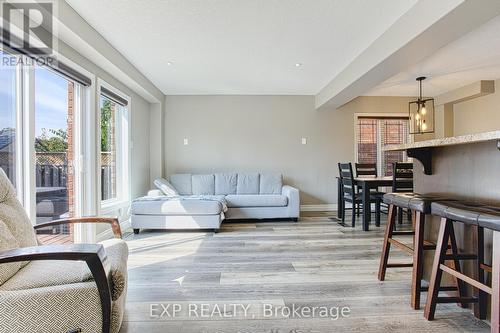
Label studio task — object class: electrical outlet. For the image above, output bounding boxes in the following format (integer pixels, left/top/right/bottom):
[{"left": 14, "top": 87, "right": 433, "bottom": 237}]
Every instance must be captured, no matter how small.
[
  {"left": 301, "top": 137, "right": 307, "bottom": 145},
  {"left": 183, "top": 138, "right": 189, "bottom": 145}
]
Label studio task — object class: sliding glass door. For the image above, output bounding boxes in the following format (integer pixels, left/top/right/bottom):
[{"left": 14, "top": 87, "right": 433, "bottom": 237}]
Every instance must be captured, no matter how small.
[
  {"left": 1, "top": 50, "right": 86, "bottom": 243},
  {"left": 34, "top": 65, "right": 77, "bottom": 243}
]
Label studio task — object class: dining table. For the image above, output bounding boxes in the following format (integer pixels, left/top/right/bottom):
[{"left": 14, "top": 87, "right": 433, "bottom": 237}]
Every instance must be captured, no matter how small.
[{"left": 336, "top": 176, "right": 404, "bottom": 231}]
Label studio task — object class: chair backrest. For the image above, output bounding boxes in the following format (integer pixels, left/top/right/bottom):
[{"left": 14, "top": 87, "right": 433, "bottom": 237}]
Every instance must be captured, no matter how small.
[
  {"left": 355, "top": 163, "right": 377, "bottom": 177},
  {"left": 338, "top": 163, "right": 356, "bottom": 198},
  {"left": 392, "top": 162, "right": 414, "bottom": 192}
]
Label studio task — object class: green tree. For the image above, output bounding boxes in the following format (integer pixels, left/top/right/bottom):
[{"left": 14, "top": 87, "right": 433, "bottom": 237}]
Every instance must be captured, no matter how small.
[
  {"left": 35, "top": 128, "right": 68, "bottom": 152},
  {"left": 101, "top": 100, "right": 112, "bottom": 152}
]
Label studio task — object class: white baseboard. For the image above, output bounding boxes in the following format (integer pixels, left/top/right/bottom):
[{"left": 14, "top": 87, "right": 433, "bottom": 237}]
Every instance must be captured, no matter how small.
[
  {"left": 300, "top": 204, "right": 337, "bottom": 212},
  {"left": 97, "top": 219, "right": 131, "bottom": 242},
  {"left": 301, "top": 203, "right": 379, "bottom": 212}
]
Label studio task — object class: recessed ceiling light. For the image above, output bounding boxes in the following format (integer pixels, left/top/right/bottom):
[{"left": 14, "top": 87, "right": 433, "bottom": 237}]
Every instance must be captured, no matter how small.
[
  {"left": 295, "top": 63, "right": 303, "bottom": 67},
  {"left": 167, "top": 61, "right": 173, "bottom": 66}
]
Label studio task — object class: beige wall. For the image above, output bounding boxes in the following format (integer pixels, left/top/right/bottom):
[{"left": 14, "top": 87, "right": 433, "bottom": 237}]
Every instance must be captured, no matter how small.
[
  {"left": 165, "top": 95, "right": 413, "bottom": 205},
  {"left": 453, "top": 79, "right": 500, "bottom": 135}
]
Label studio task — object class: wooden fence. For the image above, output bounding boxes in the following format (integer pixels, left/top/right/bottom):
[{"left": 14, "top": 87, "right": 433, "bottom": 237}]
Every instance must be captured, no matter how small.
[{"left": 0, "top": 152, "right": 112, "bottom": 190}]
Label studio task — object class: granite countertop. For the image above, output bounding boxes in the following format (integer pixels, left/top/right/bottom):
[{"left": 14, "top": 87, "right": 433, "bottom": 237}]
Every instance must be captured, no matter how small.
[{"left": 384, "top": 130, "right": 500, "bottom": 151}]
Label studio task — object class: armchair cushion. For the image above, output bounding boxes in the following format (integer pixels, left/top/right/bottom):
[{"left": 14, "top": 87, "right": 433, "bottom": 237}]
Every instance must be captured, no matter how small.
[
  {"left": 1, "top": 239, "right": 128, "bottom": 296},
  {"left": 100, "top": 238, "right": 128, "bottom": 301},
  {"left": 0, "top": 169, "right": 37, "bottom": 249},
  {"left": 0, "top": 260, "right": 91, "bottom": 291},
  {"left": 0, "top": 281, "right": 102, "bottom": 333},
  {"left": 0, "top": 220, "right": 21, "bottom": 284}
]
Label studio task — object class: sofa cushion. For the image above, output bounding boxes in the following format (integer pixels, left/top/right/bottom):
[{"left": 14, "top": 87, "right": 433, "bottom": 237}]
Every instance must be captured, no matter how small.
[
  {"left": 153, "top": 178, "right": 179, "bottom": 197},
  {"left": 215, "top": 173, "right": 237, "bottom": 195},
  {"left": 260, "top": 173, "right": 283, "bottom": 194},
  {"left": 169, "top": 174, "right": 192, "bottom": 195},
  {"left": 132, "top": 196, "right": 224, "bottom": 215},
  {"left": 0, "top": 220, "right": 21, "bottom": 285},
  {"left": 236, "top": 173, "right": 260, "bottom": 194},
  {"left": 192, "top": 174, "right": 215, "bottom": 195},
  {"left": 225, "top": 195, "right": 288, "bottom": 208}
]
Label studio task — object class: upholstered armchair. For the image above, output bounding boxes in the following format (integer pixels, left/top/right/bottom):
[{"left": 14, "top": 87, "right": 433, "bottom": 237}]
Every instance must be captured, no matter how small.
[{"left": 0, "top": 169, "right": 128, "bottom": 333}]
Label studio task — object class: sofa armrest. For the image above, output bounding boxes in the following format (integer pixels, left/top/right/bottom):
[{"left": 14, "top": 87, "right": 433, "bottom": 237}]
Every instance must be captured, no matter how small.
[
  {"left": 282, "top": 185, "right": 300, "bottom": 218},
  {"left": 147, "top": 189, "right": 164, "bottom": 197},
  {"left": 0, "top": 244, "right": 112, "bottom": 333},
  {"left": 34, "top": 217, "right": 122, "bottom": 239}
]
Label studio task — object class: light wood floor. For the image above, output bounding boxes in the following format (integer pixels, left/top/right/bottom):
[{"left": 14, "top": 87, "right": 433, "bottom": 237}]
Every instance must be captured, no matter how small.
[{"left": 120, "top": 212, "right": 489, "bottom": 333}]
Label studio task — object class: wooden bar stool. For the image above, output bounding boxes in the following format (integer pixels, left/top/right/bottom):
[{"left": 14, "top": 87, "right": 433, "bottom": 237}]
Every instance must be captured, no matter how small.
[
  {"left": 378, "top": 192, "right": 460, "bottom": 309},
  {"left": 425, "top": 201, "right": 500, "bottom": 332}
]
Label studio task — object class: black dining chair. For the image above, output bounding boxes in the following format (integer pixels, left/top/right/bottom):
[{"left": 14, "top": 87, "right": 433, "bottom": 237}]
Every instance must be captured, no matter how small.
[
  {"left": 355, "top": 163, "right": 377, "bottom": 178},
  {"left": 354, "top": 163, "right": 389, "bottom": 216},
  {"left": 392, "top": 162, "right": 414, "bottom": 224},
  {"left": 354, "top": 163, "right": 385, "bottom": 216},
  {"left": 338, "top": 163, "right": 382, "bottom": 228}
]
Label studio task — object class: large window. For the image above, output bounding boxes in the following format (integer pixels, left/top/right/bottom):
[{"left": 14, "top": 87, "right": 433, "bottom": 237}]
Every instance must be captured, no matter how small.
[
  {"left": 0, "top": 51, "right": 17, "bottom": 188},
  {"left": 34, "top": 66, "right": 76, "bottom": 240},
  {"left": 0, "top": 48, "right": 91, "bottom": 243},
  {"left": 99, "top": 85, "right": 129, "bottom": 205},
  {"left": 356, "top": 116, "right": 410, "bottom": 176},
  {"left": 100, "top": 95, "right": 117, "bottom": 201}
]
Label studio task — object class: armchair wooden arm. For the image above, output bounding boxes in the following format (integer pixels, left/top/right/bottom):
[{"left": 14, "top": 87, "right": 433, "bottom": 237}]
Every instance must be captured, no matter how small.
[
  {"left": 34, "top": 217, "right": 122, "bottom": 238},
  {"left": 0, "top": 244, "right": 112, "bottom": 333}
]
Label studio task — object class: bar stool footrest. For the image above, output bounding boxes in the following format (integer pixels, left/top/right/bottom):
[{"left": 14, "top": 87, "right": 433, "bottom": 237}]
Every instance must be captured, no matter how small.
[
  {"left": 436, "top": 297, "right": 478, "bottom": 304},
  {"left": 480, "top": 263, "right": 492, "bottom": 273},
  {"left": 386, "top": 263, "right": 413, "bottom": 268},
  {"left": 392, "top": 231, "right": 414, "bottom": 236},
  {"left": 420, "top": 285, "right": 458, "bottom": 292},
  {"left": 387, "top": 239, "right": 414, "bottom": 254},
  {"left": 443, "top": 254, "right": 478, "bottom": 260}
]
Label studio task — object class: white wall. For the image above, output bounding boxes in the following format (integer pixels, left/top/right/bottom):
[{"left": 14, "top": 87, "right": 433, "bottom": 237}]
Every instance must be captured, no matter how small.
[
  {"left": 165, "top": 95, "right": 413, "bottom": 206},
  {"left": 57, "top": 40, "right": 152, "bottom": 200},
  {"left": 52, "top": 37, "right": 157, "bottom": 238},
  {"left": 453, "top": 79, "right": 500, "bottom": 135}
]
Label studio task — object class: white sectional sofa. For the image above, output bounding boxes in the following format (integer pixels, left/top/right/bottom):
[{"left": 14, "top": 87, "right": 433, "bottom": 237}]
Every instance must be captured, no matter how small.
[{"left": 131, "top": 172, "right": 300, "bottom": 233}]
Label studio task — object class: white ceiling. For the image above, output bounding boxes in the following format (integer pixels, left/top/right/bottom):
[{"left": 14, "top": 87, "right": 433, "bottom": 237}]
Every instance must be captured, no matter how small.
[
  {"left": 364, "top": 14, "right": 500, "bottom": 97},
  {"left": 65, "top": 0, "right": 417, "bottom": 95}
]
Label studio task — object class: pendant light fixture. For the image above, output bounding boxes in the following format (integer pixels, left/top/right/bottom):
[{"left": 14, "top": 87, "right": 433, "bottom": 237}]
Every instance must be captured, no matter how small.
[{"left": 409, "top": 76, "right": 434, "bottom": 134}]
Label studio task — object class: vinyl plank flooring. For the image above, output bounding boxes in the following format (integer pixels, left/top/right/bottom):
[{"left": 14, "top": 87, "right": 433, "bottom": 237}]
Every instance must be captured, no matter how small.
[{"left": 120, "top": 212, "right": 488, "bottom": 333}]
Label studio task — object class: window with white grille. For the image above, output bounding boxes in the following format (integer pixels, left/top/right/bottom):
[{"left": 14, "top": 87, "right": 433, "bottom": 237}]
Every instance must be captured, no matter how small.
[{"left": 355, "top": 116, "right": 410, "bottom": 176}]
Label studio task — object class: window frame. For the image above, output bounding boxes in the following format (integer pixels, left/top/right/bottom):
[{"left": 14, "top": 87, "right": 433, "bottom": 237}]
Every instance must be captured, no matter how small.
[
  {"left": 353, "top": 113, "right": 412, "bottom": 176},
  {"left": 1, "top": 49, "right": 93, "bottom": 243},
  {"left": 97, "top": 79, "right": 131, "bottom": 214}
]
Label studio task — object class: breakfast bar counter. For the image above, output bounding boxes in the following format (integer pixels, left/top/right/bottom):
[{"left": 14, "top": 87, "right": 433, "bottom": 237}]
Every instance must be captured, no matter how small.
[{"left": 384, "top": 130, "right": 500, "bottom": 323}]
